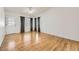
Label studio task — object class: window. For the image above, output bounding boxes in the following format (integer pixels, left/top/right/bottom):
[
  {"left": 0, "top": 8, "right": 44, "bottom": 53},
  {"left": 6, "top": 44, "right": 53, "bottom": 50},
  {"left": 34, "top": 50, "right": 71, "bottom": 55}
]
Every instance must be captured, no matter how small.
[{"left": 5, "top": 16, "right": 16, "bottom": 26}]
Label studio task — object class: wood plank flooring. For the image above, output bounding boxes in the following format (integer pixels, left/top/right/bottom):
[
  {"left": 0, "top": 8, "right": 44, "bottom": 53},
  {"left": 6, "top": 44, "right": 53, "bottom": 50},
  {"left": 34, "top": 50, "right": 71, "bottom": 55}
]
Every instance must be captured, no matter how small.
[{"left": 0, "top": 32, "right": 79, "bottom": 51}]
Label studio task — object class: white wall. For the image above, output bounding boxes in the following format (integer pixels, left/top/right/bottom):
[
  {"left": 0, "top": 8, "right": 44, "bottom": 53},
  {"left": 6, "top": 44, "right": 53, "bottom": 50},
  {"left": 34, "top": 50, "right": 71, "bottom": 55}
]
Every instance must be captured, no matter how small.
[
  {"left": 0, "top": 7, "right": 5, "bottom": 46},
  {"left": 38, "top": 8, "right": 79, "bottom": 41}
]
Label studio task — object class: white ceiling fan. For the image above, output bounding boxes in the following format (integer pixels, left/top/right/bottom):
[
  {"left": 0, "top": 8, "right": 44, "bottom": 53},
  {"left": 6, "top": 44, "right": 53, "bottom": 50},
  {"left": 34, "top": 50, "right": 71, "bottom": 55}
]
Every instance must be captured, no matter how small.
[{"left": 27, "top": 7, "right": 36, "bottom": 14}]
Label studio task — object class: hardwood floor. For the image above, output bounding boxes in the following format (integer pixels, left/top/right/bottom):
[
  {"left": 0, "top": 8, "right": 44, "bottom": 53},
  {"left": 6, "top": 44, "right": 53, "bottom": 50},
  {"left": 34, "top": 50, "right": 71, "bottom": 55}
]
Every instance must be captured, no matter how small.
[{"left": 0, "top": 32, "right": 79, "bottom": 51}]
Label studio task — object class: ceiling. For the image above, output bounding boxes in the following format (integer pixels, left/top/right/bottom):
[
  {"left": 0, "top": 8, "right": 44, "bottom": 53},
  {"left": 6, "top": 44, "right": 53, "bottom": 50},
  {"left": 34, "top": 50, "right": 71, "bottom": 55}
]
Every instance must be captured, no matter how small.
[{"left": 5, "top": 7, "right": 50, "bottom": 16}]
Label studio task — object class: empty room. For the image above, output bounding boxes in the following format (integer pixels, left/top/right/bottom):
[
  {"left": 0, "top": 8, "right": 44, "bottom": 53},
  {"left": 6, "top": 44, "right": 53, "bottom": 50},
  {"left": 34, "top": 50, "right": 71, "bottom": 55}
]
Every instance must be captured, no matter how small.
[{"left": 0, "top": 7, "right": 79, "bottom": 51}]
